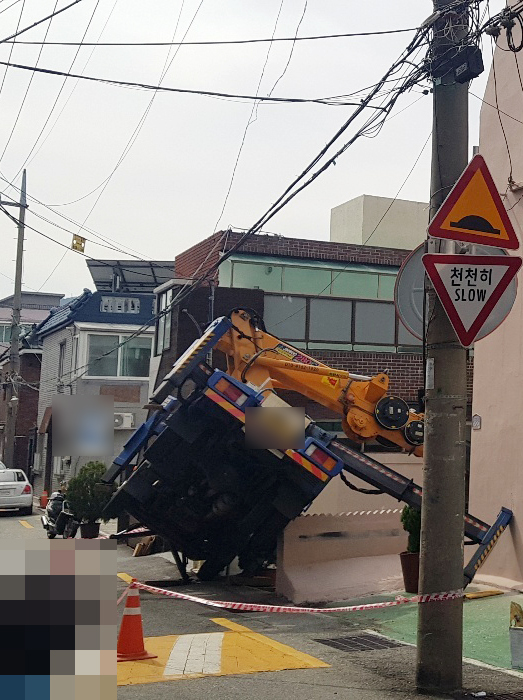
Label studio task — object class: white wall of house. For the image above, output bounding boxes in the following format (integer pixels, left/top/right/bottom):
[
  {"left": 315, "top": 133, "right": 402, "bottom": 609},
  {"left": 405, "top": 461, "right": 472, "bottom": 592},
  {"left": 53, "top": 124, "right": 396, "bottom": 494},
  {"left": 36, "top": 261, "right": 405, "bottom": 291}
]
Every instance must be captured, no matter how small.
[
  {"left": 330, "top": 194, "right": 428, "bottom": 250},
  {"left": 467, "top": 17, "right": 523, "bottom": 587},
  {"left": 34, "top": 322, "right": 153, "bottom": 492}
]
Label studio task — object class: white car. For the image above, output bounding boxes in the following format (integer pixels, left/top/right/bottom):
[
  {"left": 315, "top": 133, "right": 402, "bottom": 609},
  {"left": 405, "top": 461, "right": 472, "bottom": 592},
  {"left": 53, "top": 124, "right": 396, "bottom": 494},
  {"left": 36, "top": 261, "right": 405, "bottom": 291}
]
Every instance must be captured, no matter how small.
[{"left": 0, "top": 468, "right": 33, "bottom": 515}]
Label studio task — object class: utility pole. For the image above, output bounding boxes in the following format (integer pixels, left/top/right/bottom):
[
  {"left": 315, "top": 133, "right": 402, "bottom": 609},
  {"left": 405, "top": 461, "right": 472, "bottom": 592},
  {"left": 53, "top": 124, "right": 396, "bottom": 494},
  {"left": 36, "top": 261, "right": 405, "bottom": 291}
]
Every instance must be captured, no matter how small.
[
  {"left": 416, "top": 2, "right": 469, "bottom": 694},
  {"left": 2, "top": 170, "right": 27, "bottom": 469}
]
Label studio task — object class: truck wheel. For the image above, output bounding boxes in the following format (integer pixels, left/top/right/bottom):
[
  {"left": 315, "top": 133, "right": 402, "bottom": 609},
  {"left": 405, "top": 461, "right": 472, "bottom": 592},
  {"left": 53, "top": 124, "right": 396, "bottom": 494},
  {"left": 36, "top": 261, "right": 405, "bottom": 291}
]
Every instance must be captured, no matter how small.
[
  {"left": 196, "top": 555, "right": 235, "bottom": 581},
  {"left": 47, "top": 532, "right": 56, "bottom": 539}
]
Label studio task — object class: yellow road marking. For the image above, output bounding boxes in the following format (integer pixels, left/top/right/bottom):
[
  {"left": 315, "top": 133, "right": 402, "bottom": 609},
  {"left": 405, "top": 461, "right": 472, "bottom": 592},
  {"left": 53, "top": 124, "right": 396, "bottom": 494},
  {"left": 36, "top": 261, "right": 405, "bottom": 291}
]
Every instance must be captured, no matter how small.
[
  {"left": 117, "top": 618, "right": 329, "bottom": 686},
  {"left": 18, "top": 520, "right": 33, "bottom": 529},
  {"left": 118, "top": 572, "right": 134, "bottom": 584}
]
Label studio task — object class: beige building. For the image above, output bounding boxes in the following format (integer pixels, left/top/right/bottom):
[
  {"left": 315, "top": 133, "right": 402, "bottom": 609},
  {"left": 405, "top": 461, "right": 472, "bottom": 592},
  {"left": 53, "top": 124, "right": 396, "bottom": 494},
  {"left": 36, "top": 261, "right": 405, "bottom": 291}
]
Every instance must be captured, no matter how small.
[
  {"left": 330, "top": 194, "right": 429, "bottom": 250},
  {"left": 469, "top": 8, "right": 523, "bottom": 588}
]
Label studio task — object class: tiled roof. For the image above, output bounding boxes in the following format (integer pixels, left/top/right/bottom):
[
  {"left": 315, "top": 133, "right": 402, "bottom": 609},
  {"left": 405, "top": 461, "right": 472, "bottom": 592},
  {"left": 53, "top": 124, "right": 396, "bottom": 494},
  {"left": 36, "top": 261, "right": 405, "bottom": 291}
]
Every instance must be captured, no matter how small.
[{"left": 31, "top": 289, "right": 92, "bottom": 339}]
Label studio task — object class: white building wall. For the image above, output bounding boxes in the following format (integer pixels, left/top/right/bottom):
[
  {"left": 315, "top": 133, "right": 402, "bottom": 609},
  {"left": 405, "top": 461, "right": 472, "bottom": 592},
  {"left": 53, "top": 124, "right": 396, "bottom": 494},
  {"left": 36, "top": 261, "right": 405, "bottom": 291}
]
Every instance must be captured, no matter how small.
[
  {"left": 330, "top": 194, "right": 428, "bottom": 250},
  {"left": 469, "top": 10, "right": 523, "bottom": 587}
]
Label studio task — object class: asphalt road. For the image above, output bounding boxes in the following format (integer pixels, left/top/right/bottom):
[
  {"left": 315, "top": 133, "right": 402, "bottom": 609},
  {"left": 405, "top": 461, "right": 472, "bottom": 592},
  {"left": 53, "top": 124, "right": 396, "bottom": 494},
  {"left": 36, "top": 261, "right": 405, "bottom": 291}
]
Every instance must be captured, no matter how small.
[{"left": 1, "top": 508, "right": 521, "bottom": 699}]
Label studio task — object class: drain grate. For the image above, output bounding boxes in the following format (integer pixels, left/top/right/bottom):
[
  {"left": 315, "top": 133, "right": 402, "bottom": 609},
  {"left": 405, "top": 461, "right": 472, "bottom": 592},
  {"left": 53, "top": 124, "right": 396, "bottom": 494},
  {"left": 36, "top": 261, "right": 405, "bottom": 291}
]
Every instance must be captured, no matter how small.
[
  {"left": 485, "top": 695, "right": 523, "bottom": 700},
  {"left": 314, "top": 632, "right": 404, "bottom": 652}
]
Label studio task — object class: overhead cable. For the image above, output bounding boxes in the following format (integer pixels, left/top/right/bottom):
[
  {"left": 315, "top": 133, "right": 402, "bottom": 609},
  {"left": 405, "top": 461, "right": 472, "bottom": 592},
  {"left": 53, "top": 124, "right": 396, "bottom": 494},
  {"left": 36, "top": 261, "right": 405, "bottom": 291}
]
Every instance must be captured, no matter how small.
[{"left": 0, "top": 60, "right": 392, "bottom": 106}]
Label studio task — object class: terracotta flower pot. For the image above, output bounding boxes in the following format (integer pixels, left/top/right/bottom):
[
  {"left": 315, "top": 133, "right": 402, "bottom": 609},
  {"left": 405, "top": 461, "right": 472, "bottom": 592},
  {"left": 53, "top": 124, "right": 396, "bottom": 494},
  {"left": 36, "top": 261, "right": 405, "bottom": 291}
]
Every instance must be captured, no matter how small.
[
  {"left": 80, "top": 522, "right": 100, "bottom": 539},
  {"left": 400, "top": 551, "right": 419, "bottom": 593}
]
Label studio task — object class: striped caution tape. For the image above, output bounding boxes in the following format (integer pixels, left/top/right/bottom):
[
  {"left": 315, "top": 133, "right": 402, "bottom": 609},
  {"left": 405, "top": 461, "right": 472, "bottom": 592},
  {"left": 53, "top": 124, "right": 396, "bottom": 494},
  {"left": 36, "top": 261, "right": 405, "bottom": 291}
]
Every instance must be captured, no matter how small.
[
  {"left": 117, "top": 584, "right": 132, "bottom": 607},
  {"left": 129, "top": 580, "right": 463, "bottom": 614}
]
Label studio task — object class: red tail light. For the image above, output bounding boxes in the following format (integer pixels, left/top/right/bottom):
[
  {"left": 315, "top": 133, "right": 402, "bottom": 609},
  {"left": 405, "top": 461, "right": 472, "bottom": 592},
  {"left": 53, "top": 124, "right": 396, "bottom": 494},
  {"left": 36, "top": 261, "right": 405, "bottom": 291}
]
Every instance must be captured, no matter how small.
[
  {"left": 215, "top": 378, "right": 249, "bottom": 406},
  {"left": 22, "top": 484, "right": 32, "bottom": 494},
  {"left": 304, "top": 444, "right": 337, "bottom": 471}
]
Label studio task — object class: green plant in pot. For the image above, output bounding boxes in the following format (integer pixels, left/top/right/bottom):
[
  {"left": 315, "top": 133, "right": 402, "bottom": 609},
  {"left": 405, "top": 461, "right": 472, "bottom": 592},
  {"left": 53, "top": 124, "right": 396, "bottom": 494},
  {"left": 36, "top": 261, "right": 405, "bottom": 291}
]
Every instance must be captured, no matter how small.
[
  {"left": 65, "top": 461, "right": 115, "bottom": 539},
  {"left": 400, "top": 505, "right": 421, "bottom": 593}
]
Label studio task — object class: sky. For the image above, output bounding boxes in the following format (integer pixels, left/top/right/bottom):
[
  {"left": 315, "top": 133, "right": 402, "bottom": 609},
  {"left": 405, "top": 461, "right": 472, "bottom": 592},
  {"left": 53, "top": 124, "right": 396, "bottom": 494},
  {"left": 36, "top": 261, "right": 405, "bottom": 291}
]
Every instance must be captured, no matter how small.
[{"left": 0, "top": 0, "right": 507, "bottom": 299}]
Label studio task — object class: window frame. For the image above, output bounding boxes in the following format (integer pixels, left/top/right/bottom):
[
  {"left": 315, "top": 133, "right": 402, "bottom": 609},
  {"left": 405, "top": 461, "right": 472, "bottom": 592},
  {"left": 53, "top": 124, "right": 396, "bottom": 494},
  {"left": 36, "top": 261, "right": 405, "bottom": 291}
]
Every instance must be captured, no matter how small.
[
  {"left": 85, "top": 332, "right": 152, "bottom": 379},
  {"left": 263, "top": 293, "right": 421, "bottom": 352},
  {"left": 58, "top": 340, "right": 67, "bottom": 381}
]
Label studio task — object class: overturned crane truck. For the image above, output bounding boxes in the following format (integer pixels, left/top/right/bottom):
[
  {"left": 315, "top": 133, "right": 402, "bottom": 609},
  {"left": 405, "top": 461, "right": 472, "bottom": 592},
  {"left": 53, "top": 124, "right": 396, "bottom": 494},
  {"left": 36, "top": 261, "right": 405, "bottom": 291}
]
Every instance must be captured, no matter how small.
[{"left": 101, "top": 309, "right": 511, "bottom": 582}]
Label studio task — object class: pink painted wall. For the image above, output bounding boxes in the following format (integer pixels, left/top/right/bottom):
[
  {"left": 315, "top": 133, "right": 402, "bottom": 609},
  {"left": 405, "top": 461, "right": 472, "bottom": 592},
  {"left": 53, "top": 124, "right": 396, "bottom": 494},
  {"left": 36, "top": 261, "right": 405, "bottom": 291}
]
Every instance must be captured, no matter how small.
[{"left": 471, "top": 13, "right": 523, "bottom": 586}]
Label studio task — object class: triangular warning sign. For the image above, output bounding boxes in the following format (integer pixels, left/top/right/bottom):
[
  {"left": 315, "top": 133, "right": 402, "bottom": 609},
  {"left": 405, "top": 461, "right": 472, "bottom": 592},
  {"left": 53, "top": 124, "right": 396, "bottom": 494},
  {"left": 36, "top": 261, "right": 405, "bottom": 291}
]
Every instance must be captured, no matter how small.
[
  {"left": 428, "top": 154, "right": 520, "bottom": 250},
  {"left": 422, "top": 254, "right": 522, "bottom": 347}
]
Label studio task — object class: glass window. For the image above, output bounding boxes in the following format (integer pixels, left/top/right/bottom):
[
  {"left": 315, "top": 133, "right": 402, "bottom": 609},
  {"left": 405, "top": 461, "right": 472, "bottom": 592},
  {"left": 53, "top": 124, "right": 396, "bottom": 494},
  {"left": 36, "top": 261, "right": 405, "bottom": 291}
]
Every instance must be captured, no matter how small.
[
  {"left": 15, "top": 471, "right": 26, "bottom": 482},
  {"left": 283, "top": 267, "right": 331, "bottom": 296},
  {"left": 163, "top": 290, "right": 172, "bottom": 352},
  {"left": 378, "top": 274, "right": 396, "bottom": 300},
  {"left": 331, "top": 271, "right": 379, "bottom": 299},
  {"left": 232, "top": 262, "right": 282, "bottom": 292},
  {"left": 58, "top": 341, "right": 66, "bottom": 379},
  {"left": 354, "top": 302, "right": 396, "bottom": 344},
  {"left": 309, "top": 299, "right": 352, "bottom": 342},
  {"left": 0, "top": 471, "right": 15, "bottom": 481},
  {"left": 397, "top": 321, "right": 422, "bottom": 346},
  {"left": 87, "top": 335, "right": 119, "bottom": 376},
  {"left": 155, "top": 289, "right": 173, "bottom": 356},
  {"left": 264, "top": 295, "right": 306, "bottom": 340},
  {"left": 120, "top": 337, "right": 151, "bottom": 377}
]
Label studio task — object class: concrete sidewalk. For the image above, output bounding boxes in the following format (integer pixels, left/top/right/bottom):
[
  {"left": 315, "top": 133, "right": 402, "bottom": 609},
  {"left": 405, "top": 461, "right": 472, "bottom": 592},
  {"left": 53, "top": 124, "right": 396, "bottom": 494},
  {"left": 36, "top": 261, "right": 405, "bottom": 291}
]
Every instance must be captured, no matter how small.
[{"left": 116, "top": 545, "right": 523, "bottom": 699}]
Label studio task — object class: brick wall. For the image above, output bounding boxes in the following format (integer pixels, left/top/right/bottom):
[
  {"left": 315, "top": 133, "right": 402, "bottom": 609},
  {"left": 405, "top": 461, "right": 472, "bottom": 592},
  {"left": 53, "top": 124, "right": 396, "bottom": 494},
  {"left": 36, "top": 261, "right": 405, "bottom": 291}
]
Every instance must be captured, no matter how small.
[
  {"left": 175, "top": 230, "right": 410, "bottom": 279},
  {"left": 0, "top": 352, "right": 41, "bottom": 473}
]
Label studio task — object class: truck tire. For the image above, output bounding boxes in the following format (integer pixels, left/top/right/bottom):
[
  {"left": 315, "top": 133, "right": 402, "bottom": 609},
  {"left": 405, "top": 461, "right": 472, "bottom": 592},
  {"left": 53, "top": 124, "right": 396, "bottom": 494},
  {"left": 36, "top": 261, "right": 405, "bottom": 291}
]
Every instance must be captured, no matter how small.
[{"left": 196, "top": 554, "right": 236, "bottom": 581}]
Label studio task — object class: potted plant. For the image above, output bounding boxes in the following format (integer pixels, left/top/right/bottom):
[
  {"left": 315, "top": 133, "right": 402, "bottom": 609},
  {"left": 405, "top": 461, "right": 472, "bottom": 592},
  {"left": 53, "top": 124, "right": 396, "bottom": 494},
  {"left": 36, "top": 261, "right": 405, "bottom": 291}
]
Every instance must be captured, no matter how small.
[
  {"left": 65, "top": 461, "right": 115, "bottom": 539},
  {"left": 400, "top": 505, "right": 421, "bottom": 593}
]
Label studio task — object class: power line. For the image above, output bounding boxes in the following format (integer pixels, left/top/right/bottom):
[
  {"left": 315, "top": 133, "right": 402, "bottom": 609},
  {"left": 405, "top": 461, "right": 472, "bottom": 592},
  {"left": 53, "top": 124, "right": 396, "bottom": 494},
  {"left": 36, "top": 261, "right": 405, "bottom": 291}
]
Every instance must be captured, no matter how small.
[
  {"left": 69, "top": 0, "right": 206, "bottom": 241},
  {"left": 0, "top": 59, "right": 393, "bottom": 107},
  {"left": 0, "top": 0, "right": 25, "bottom": 101},
  {"left": 0, "top": 0, "right": 58, "bottom": 163},
  {"left": 0, "top": 1, "right": 22, "bottom": 16},
  {"left": 0, "top": 0, "right": 85, "bottom": 44},
  {"left": 4, "top": 26, "right": 419, "bottom": 47},
  {"left": 6, "top": 0, "right": 102, "bottom": 185},
  {"left": 21, "top": 0, "right": 120, "bottom": 172},
  {"left": 212, "top": 0, "right": 285, "bottom": 232},
  {"left": 469, "top": 91, "right": 523, "bottom": 124}
]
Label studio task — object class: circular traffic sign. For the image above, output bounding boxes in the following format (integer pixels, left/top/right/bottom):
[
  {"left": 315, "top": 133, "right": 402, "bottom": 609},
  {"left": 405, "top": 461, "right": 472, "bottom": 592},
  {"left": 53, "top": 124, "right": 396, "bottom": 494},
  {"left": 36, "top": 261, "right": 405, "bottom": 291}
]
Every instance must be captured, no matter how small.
[{"left": 394, "top": 243, "right": 517, "bottom": 341}]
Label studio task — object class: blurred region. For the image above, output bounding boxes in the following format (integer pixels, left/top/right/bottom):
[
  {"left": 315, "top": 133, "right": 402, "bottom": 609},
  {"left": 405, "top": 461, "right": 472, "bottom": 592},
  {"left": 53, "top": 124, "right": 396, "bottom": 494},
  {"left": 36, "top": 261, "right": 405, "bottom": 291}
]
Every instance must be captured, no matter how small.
[
  {"left": 245, "top": 407, "right": 305, "bottom": 450},
  {"left": 53, "top": 395, "right": 114, "bottom": 457}
]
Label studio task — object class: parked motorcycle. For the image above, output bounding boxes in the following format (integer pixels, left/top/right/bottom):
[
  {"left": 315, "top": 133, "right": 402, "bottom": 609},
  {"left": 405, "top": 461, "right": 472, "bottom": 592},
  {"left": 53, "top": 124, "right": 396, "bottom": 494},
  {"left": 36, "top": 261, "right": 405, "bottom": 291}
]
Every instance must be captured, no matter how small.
[{"left": 41, "top": 490, "right": 79, "bottom": 539}]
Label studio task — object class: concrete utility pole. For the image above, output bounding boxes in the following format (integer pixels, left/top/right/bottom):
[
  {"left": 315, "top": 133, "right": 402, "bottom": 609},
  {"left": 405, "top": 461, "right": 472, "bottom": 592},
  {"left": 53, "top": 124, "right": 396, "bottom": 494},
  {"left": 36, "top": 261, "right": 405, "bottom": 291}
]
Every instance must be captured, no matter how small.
[
  {"left": 416, "top": 3, "right": 469, "bottom": 694},
  {"left": 2, "top": 170, "right": 27, "bottom": 469}
]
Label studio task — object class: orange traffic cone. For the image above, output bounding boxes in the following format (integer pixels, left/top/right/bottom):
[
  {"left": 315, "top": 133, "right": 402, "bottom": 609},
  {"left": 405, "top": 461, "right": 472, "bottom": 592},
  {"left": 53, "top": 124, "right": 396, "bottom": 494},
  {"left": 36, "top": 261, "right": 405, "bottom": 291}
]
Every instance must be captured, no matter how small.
[{"left": 117, "top": 582, "right": 158, "bottom": 662}]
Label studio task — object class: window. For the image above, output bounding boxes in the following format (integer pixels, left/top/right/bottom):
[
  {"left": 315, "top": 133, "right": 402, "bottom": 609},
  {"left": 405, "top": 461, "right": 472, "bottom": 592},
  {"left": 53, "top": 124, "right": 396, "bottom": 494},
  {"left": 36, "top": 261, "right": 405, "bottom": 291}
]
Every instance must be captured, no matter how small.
[
  {"left": 87, "top": 333, "right": 151, "bottom": 377},
  {"left": 264, "top": 295, "right": 306, "bottom": 340},
  {"left": 354, "top": 302, "right": 396, "bottom": 345},
  {"left": 58, "top": 341, "right": 66, "bottom": 380},
  {"left": 283, "top": 267, "right": 331, "bottom": 295},
  {"left": 120, "top": 337, "right": 151, "bottom": 377},
  {"left": 232, "top": 262, "right": 282, "bottom": 292},
  {"left": 378, "top": 274, "right": 396, "bottom": 300},
  {"left": 263, "top": 295, "right": 420, "bottom": 352},
  {"left": 88, "top": 335, "right": 119, "bottom": 376},
  {"left": 100, "top": 296, "right": 140, "bottom": 313},
  {"left": 87, "top": 334, "right": 152, "bottom": 378},
  {"left": 309, "top": 299, "right": 351, "bottom": 342},
  {"left": 331, "top": 271, "right": 379, "bottom": 299},
  {"left": 155, "top": 289, "right": 173, "bottom": 355}
]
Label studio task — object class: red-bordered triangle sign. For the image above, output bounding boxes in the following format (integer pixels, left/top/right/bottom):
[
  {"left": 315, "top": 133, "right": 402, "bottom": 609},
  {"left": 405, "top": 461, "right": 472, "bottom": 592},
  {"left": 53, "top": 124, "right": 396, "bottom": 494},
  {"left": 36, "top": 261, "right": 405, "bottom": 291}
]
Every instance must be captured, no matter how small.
[
  {"left": 422, "top": 254, "right": 522, "bottom": 347},
  {"left": 428, "top": 154, "right": 520, "bottom": 250}
]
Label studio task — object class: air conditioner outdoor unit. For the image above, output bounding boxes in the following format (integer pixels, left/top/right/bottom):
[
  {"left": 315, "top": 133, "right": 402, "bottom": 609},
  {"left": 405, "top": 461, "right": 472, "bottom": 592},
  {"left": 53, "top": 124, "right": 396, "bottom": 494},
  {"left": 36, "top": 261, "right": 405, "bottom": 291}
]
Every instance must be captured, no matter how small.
[{"left": 114, "top": 412, "right": 135, "bottom": 430}]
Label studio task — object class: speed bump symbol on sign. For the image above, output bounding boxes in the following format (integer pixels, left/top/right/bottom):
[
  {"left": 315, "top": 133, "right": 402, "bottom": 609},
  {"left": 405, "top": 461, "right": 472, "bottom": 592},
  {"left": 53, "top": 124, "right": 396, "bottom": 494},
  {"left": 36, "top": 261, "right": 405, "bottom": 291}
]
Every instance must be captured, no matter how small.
[{"left": 428, "top": 154, "right": 519, "bottom": 250}]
